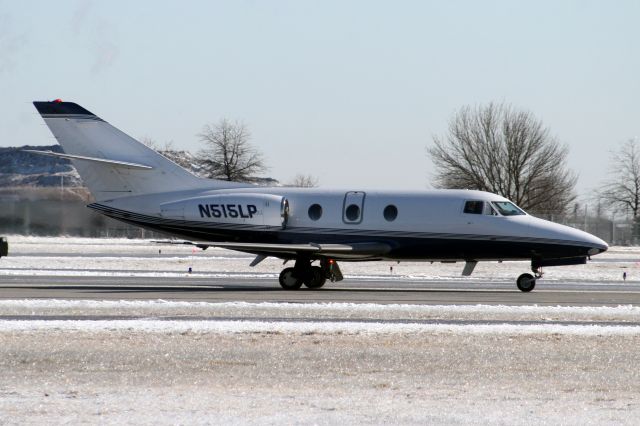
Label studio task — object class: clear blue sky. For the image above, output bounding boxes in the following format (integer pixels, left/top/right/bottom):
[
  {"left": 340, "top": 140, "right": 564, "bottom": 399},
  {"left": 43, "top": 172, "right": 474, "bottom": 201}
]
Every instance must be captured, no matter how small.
[{"left": 1, "top": 1, "right": 638, "bottom": 197}]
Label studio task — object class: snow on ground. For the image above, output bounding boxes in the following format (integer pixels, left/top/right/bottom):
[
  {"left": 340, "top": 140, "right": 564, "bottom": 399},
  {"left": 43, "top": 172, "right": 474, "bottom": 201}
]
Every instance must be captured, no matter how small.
[
  {"left": 1, "top": 327, "right": 640, "bottom": 424},
  {"left": 2, "top": 237, "right": 640, "bottom": 423},
  {"left": 3, "top": 299, "right": 640, "bottom": 323},
  {"left": 3, "top": 318, "right": 640, "bottom": 336},
  {"left": 2, "top": 235, "right": 640, "bottom": 282},
  {"left": 1, "top": 299, "right": 640, "bottom": 336}
]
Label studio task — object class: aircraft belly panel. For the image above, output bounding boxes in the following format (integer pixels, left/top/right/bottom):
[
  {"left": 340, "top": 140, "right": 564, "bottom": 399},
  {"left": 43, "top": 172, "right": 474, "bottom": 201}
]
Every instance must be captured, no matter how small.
[{"left": 104, "top": 217, "right": 591, "bottom": 261}]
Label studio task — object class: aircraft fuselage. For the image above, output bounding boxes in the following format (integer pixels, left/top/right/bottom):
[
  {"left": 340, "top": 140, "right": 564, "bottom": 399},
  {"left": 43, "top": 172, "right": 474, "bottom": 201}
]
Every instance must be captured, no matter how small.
[{"left": 88, "top": 187, "right": 606, "bottom": 263}]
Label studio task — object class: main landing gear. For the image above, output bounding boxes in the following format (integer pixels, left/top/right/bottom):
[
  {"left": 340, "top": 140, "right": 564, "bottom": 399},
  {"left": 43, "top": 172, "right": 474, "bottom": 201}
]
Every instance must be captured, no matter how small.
[
  {"left": 278, "top": 258, "right": 343, "bottom": 290},
  {"left": 516, "top": 266, "right": 543, "bottom": 292}
]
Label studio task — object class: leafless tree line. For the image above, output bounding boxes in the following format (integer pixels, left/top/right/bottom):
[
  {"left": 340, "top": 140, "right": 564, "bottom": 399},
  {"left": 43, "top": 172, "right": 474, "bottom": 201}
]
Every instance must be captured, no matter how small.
[
  {"left": 287, "top": 174, "right": 319, "bottom": 188},
  {"left": 598, "top": 139, "right": 640, "bottom": 219},
  {"left": 595, "top": 138, "right": 640, "bottom": 239}
]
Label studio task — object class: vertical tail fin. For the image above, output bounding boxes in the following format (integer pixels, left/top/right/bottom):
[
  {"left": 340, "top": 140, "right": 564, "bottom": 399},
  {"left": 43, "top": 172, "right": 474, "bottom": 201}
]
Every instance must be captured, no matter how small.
[{"left": 33, "top": 100, "right": 247, "bottom": 201}]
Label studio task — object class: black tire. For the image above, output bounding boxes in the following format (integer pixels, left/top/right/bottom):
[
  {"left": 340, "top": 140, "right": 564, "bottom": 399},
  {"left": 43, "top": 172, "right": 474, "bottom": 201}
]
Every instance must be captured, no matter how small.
[
  {"left": 517, "top": 273, "right": 536, "bottom": 292},
  {"left": 279, "top": 267, "right": 303, "bottom": 290},
  {"left": 303, "top": 266, "right": 326, "bottom": 289}
]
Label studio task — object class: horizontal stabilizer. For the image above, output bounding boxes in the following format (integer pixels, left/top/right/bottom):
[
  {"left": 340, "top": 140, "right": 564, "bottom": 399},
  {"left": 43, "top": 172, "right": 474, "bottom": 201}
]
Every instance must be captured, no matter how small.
[{"left": 24, "top": 150, "right": 153, "bottom": 170}]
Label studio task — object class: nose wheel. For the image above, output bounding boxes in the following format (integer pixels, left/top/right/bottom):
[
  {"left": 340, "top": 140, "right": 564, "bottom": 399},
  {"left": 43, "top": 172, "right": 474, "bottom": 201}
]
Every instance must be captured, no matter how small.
[
  {"left": 517, "top": 267, "right": 543, "bottom": 292},
  {"left": 516, "top": 273, "right": 536, "bottom": 292}
]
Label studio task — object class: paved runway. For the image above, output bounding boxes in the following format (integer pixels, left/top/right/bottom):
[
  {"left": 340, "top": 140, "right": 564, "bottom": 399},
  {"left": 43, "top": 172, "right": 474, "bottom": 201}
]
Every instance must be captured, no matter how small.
[{"left": 2, "top": 275, "right": 640, "bottom": 306}]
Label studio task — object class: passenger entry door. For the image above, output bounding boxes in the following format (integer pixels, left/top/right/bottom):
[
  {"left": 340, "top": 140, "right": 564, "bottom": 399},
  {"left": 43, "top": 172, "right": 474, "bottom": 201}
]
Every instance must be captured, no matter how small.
[{"left": 343, "top": 191, "right": 366, "bottom": 224}]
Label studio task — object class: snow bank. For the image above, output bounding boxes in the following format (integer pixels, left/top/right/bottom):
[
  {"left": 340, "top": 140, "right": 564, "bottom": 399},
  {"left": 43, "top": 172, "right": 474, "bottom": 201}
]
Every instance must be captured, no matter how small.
[
  {"left": 1, "top": 318, "right": 639, "bottom": 336},
  {"left": 2, "top": 299, "right": 640, "bottom": 318},
  {"left": 1, "top": 300, "right": 640, "bottom": 334}
]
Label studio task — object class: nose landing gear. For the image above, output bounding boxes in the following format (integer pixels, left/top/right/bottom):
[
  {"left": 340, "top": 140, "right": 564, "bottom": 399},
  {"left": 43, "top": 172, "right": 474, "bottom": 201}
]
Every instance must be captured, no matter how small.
[
  {"left": 516, "top": 273, "right": 536, "bottom": 292},
  {"left": 516, "top": 266, "right": 543, "bottom": 292}
]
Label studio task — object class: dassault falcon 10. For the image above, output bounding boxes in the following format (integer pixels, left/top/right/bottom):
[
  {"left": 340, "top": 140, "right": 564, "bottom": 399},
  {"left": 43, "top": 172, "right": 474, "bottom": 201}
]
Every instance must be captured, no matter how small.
[{"left": 30, "top": 100, "right": 608, "bottom": 292}]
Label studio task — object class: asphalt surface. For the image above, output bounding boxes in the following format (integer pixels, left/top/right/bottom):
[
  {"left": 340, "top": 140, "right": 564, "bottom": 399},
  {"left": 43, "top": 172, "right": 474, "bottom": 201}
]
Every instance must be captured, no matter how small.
[{"left": 2, "top": 275, "right": 640, "bottom": 306}]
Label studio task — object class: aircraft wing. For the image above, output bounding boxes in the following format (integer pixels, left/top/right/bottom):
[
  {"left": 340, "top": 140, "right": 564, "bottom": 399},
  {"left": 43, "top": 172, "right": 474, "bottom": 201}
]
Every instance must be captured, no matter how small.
[{"left": 157, "top": 240, "right": 392, "bottom": 260}]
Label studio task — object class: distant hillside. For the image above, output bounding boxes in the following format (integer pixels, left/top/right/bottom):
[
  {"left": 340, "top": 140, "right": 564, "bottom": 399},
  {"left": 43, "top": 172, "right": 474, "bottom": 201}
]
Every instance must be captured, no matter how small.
[
  {"left": 0, "top": 145, "right": 280, "bottom": 190},
  {"left": 0, "top": 145, "right": 82, "bottom": 187}
]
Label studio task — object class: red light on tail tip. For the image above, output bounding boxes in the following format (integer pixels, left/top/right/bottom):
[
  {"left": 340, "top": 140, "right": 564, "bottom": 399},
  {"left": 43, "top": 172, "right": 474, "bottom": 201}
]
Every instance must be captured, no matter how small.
[{"left": 53, "top": 99, "right": 62, "bottom": 103}]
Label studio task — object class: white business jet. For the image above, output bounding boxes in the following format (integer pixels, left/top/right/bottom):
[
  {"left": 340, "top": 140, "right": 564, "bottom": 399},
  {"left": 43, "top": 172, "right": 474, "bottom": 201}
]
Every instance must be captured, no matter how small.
[{"left": 30, "top": 100, "right": 608, "bottom": 292}]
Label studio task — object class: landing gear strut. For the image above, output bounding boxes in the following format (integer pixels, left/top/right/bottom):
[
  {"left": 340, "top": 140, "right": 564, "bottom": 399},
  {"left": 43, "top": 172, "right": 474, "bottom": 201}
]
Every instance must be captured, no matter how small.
[{"left": 277, "top": 258, "right": 341, "bottom": 290}]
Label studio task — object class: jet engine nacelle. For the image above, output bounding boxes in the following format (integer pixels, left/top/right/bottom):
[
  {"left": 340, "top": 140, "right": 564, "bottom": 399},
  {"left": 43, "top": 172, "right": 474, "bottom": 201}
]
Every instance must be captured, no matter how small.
[{"left": 160, "top": 193, "right": 289, "bottom": 228}]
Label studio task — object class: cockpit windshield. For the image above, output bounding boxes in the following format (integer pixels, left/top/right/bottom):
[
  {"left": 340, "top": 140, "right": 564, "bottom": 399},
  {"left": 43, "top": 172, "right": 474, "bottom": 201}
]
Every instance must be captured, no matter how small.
[{"left": 491, "top": 201, "right": 526, "bottom": 216}]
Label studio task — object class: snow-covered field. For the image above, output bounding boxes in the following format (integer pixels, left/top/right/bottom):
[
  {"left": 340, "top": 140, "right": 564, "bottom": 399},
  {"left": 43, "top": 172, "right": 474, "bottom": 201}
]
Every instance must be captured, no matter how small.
[
  {"left": 2, "top": 236, "right": 640, "bottom": 424},
  {"left": 2, "top": 312, "right": 640, "bottom": 425}
]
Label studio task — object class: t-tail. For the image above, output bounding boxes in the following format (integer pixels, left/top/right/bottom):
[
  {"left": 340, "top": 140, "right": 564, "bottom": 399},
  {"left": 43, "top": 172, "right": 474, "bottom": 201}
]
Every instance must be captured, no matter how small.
[{"left": 31, "top": 100, "right": 249, "bottom": 202}]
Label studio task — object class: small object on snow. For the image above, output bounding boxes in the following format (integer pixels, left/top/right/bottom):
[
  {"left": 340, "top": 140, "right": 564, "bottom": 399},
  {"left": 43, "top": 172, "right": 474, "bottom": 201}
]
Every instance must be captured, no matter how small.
[
  {"left": 188, "top": 267, "right": 192, "bottom": 274},
  {"left": 390, "top": 266, "right": 393, "bottom": 274},
  {"left": 623, "top": 271, "right": 627, "bottom": 281},
  {"left": 0, "top": 237, "right": 7, "bottom": 258},
  {"left": 158, "top": 249, "right": 161, "bottom": 255}
]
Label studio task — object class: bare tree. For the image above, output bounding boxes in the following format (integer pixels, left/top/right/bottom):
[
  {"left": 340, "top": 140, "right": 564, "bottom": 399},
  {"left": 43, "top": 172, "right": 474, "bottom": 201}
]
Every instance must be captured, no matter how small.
[
  {"left": 139, "top": 136, "right": 158, "bottom": 149},
  {"left": 197, "top": 119, "right": 267, "bottom": 182},
  {"left": 288, "top": 174, "right": 319, "bottom": 188},
  {"left": 139, "top": 137, "right": 204, "bottom": 175},
  {"left": 428, "top": 102, "right": 576, "bottom": 215},
  {"left": 599, "top": 139, "right": 640, "bottom": 221},
  {"left": 139, "top": 136, "right": 174, "bottom": 151}
]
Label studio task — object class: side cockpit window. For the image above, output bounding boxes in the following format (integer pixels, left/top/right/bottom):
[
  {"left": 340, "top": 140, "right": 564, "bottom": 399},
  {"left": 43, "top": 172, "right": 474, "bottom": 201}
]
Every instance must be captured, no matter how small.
[
  {"left": 464, "top": 200, "right": 500, "bottom": 216},
  {"left": 463, "top": 200, "right": 484, "bottom": 214}
]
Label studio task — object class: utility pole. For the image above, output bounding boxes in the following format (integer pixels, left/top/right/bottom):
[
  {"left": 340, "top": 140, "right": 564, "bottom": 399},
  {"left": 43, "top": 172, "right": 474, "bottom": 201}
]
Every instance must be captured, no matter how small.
[
  {"left": 611, "top": 212, "right": 615, "bottom": 245},
  {"left": 584, "top": 205, "right": 588, "bottom": 232}
]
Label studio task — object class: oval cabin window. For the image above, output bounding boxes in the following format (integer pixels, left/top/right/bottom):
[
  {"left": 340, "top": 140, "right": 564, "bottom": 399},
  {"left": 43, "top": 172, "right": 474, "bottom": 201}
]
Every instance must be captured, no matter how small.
[
  {"left": 383, "top": 204, "right": 398, "bottom": 221},
  {"left": 308, "top": 204, "right": 322, "bottom": 221},
  {"left": 345, "top": 204, "right": 360, "bottom": 221}
]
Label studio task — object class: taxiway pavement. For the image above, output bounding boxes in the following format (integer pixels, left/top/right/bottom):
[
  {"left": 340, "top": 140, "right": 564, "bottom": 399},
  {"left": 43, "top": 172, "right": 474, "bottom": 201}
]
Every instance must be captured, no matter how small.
[{"left": 1, "top": 275, "right": 640, "bottom": 306}]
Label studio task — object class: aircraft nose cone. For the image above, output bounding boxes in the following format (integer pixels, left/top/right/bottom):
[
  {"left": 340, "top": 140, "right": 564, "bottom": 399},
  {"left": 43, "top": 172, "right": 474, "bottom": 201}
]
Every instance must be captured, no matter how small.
[
  {"left": 528, "top": 216, "right": 608, "bottom": 257},
  {"left": 587, "top": 236, "right": 608, "bottom": 256}
]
